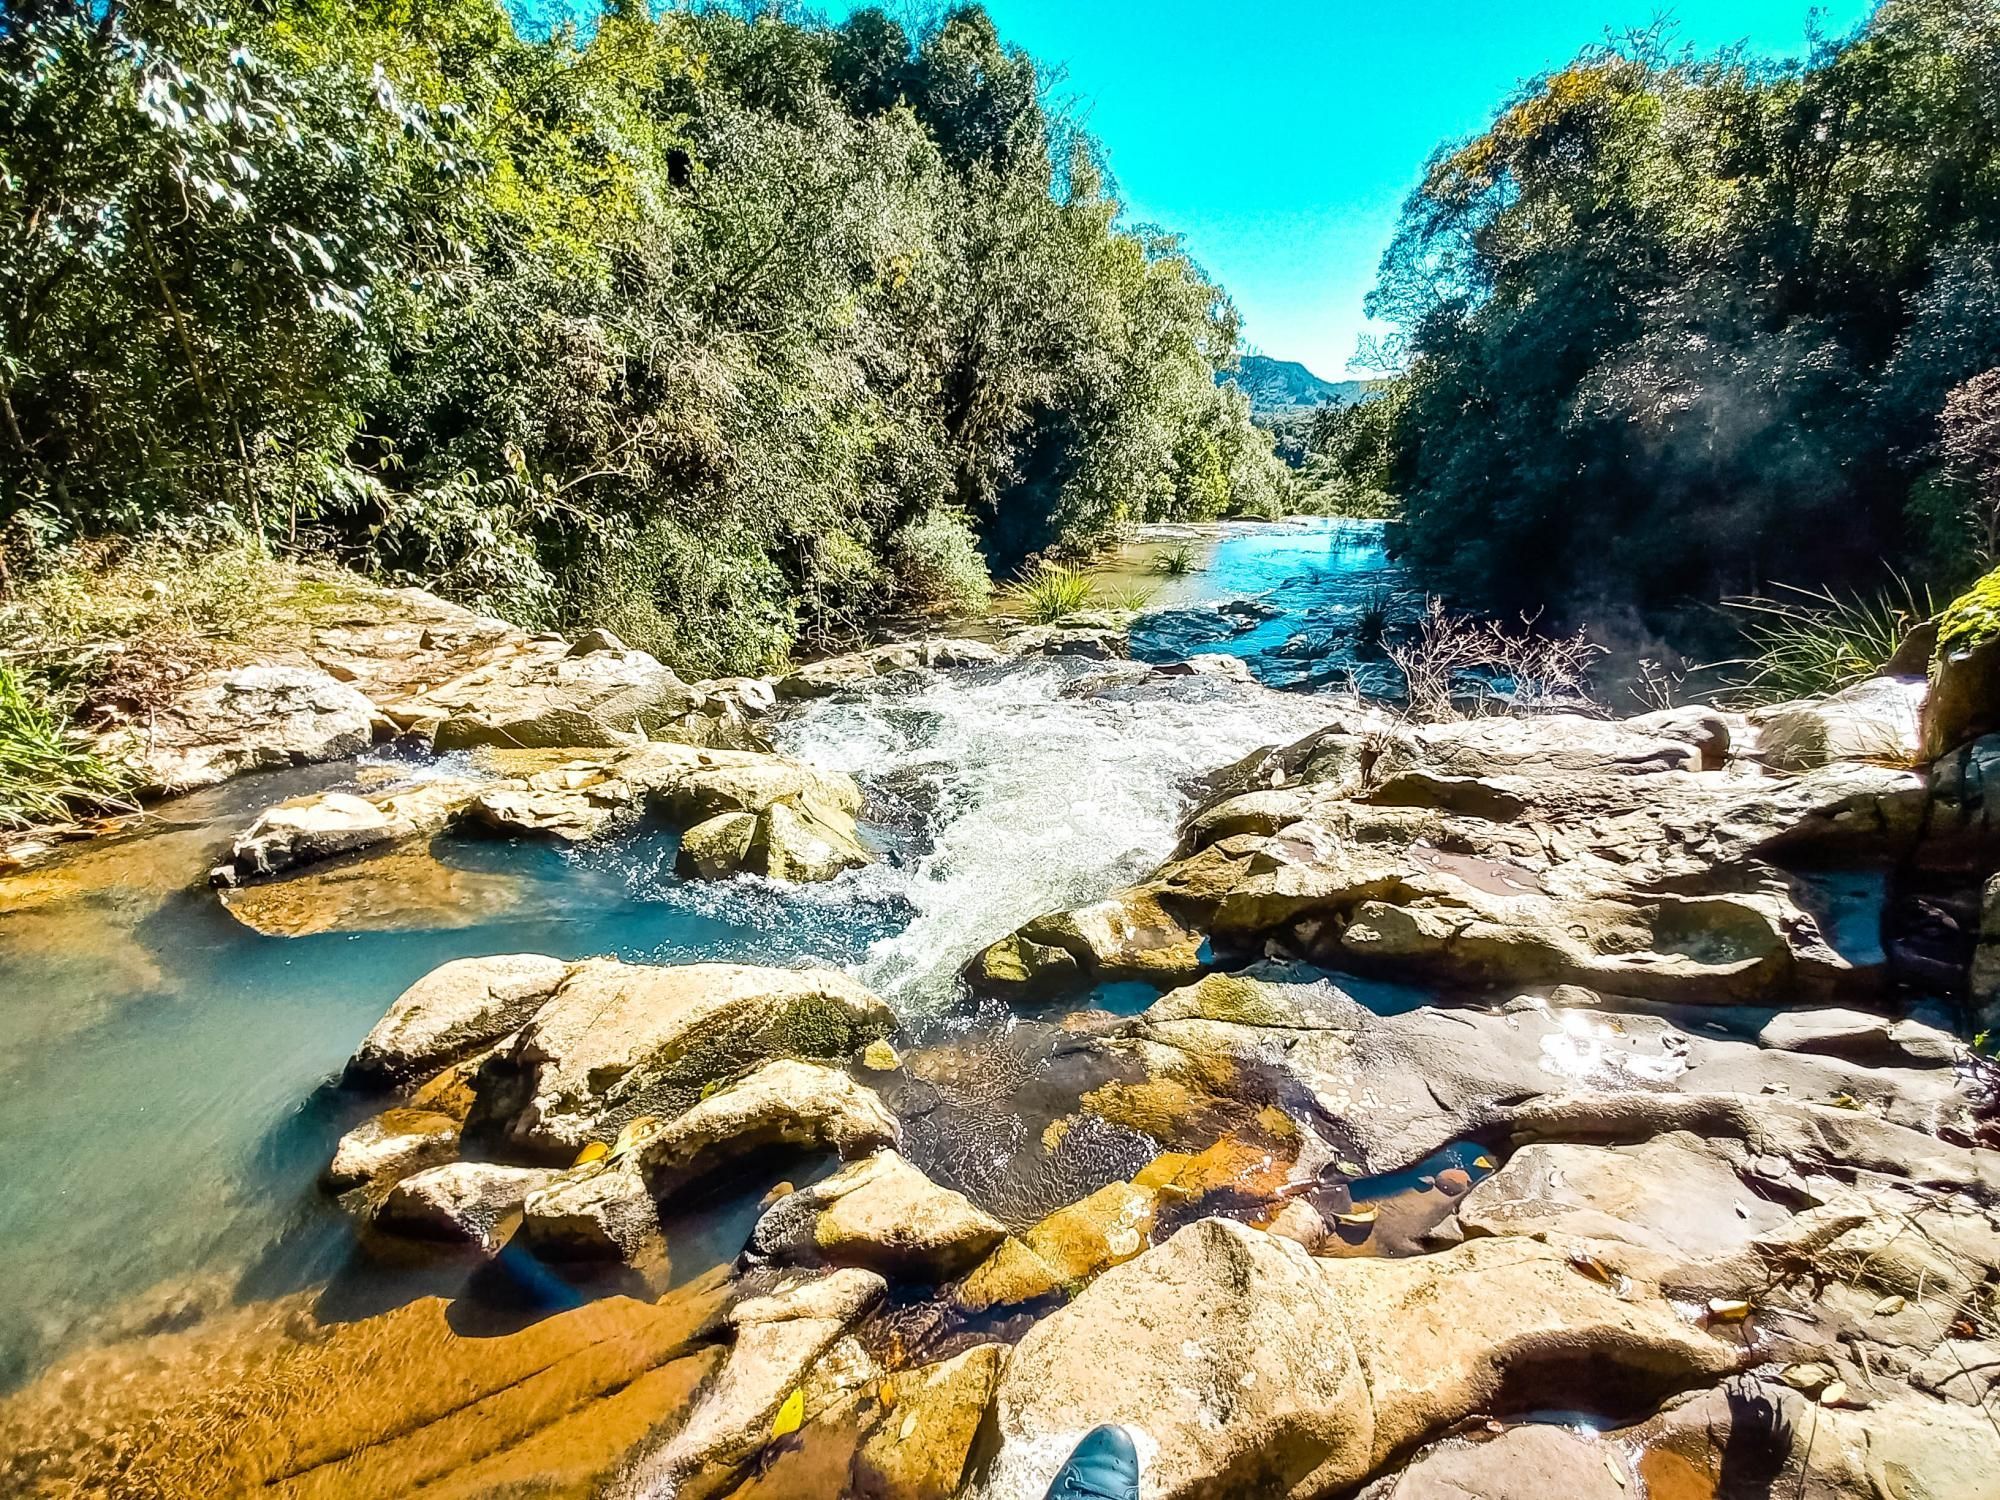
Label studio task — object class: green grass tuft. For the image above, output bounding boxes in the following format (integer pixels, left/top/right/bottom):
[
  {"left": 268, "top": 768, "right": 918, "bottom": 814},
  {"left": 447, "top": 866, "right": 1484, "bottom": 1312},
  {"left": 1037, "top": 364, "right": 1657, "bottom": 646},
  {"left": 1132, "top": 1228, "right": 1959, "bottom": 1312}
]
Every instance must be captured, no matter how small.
[
  {"left": 0, "top": 663, "right": 136, "bottom": 830},
  {"left": 1723, "top": 579, "right": 1937, "bottom": 703},
  {"left": 1153, "top": 540, "right": 1199, "bottom": 577},
  {"left": 1003, "top": 560, "right": 1101, "bottom": 624}
]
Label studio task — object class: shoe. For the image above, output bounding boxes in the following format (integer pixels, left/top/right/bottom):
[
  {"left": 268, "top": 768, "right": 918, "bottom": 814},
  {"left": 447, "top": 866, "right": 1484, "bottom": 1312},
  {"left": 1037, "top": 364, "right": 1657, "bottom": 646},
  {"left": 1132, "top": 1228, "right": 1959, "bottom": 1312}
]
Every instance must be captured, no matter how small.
[{"left": 1042, "top": 1424, "right": 1141, "bottom": 1500}]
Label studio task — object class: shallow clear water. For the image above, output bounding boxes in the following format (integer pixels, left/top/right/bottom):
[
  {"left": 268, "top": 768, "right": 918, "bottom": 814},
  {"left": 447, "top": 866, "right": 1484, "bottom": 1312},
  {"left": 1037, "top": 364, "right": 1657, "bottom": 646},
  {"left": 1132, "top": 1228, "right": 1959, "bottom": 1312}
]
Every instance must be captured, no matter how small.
[
  {"left": 1121, "top": 518, "right": 1413, "bottom": 691},
  {"left": 0, "top": 527, "right": 1372, "bottom": 1383}
]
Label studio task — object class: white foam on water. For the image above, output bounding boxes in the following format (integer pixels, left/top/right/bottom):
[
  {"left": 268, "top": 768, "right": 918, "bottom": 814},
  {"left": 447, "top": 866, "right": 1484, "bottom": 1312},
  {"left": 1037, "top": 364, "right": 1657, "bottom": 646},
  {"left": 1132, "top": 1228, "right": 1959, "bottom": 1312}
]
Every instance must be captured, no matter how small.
[{"left": 772, "top": 658, "right": 1334, "bottom": 1013}]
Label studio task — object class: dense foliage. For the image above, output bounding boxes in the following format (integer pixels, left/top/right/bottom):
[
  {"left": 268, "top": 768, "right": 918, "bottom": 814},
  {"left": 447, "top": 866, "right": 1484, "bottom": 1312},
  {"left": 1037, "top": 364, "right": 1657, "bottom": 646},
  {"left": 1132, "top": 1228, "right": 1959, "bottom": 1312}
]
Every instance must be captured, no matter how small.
[
  {"left": 0, "top": 0, "right": 1284, "bottom": 675},
  {"left": 1349, "top": 0, "right": 2000, "bottom": 622}
]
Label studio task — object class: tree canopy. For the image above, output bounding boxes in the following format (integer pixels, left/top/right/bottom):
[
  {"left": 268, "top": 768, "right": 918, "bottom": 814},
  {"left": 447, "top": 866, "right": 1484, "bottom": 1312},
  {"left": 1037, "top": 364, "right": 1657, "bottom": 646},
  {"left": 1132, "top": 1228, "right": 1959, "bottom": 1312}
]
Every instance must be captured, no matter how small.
[
  {"left": 0, "top": 0, "right": 1285, "bottom": 673},
  {"left": 1351, "top": 0, "right": 2000, "bottom": 624}
]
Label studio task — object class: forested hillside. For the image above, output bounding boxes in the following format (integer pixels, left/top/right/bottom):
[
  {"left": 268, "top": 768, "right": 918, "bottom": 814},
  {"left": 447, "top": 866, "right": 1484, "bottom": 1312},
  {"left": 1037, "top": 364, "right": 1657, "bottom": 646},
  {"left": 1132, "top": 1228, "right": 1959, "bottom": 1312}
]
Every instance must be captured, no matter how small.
[
  {"left": 1345, "top": 0, "right": 2000, "bottom": 623},
  {"left": 0, "top": 0, "right": 1285, "bottom": 676}
]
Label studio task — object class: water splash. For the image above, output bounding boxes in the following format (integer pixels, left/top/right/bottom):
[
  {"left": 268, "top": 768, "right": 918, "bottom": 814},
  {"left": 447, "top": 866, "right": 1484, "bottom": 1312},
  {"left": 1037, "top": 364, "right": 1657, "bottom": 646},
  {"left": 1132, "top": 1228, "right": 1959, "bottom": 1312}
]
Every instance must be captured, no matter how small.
[{"left": 771, "top": 658, "right": 1334, "bottom": 1012}]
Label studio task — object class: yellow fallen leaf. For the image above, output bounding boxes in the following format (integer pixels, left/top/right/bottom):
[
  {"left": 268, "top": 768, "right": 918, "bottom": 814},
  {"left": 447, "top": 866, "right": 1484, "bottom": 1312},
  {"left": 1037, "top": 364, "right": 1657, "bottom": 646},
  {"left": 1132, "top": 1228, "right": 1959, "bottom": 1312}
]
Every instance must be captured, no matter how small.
[
  {"left": 571, "top": 1140, "right": 609, "bottom": 1167},
  {"left": 771, "top": 1387, "right": 805, "bottom": 1440},
  {"left": 1332, "top": 1206, "right": 1378, "bottom": 1226},
  {"left": 899, "top": 1411, "right": 918, "bottom": 1442},
  {"left": 1819, "top": 1380, "right": 1849, "bottom": 1407},
  {"left": 1707, "top": 1299, "right": 1752, "bottom": 1324},
  {"left": 1605, "top": 1455, "right": 1628, "bottom": 1487},
  {"left": 1873, "top": 1295, "right": 1906, "bottom": 1316},
  {"left": 1473, "top": 1154, "right": 1498, "bottom": 1170},
  {"left": 1335, "top": 1160, "right": 1363, "bottom": 1176}
]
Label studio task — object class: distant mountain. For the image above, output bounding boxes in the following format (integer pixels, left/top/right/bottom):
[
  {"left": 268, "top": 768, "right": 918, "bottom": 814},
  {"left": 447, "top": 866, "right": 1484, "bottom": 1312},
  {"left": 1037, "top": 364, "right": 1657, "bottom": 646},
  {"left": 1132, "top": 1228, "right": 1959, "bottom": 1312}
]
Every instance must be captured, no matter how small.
[{"left": 1224, "top": 355, "right": 1372, "bottom": 419}]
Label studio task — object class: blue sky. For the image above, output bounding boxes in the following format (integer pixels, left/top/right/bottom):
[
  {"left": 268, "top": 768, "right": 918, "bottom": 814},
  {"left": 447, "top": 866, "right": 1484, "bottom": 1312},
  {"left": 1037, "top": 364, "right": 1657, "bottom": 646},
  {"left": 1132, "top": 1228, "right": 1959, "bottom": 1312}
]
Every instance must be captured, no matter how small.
[{"left": 815, "top": 0, "right": 1881, "bottom": 377}]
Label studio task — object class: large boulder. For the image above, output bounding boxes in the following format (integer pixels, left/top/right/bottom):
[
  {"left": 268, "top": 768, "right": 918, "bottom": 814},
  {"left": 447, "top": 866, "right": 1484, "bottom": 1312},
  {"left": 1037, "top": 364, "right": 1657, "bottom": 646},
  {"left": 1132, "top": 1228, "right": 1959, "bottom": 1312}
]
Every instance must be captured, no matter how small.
[
  {"left": 344, "top": 953, "right": 572, "bottom": 1087},
  {"left": 106, "top": 664, "right": 377, "bottom": 795},
  {"left": 421, "top": 639, "right": 707, "bottom": 751},
  {"left": 748, "top": 1150, "right": 1006, "bottom": 1280},
  {"left": 772, "top": 639, "right": 1003, "bottom": 699},
  {"left": 213, "top": 777, "right": 485, "bottom": 885},
  {"left": 469, "top": 961, "right": 895, "bottom": 1157},
  {"left": 969, "top": 1219, "right": 1733, "bottom": 1500},
  {"left": 1751, "top": 674, "right": 1928, "bottom": 770}
]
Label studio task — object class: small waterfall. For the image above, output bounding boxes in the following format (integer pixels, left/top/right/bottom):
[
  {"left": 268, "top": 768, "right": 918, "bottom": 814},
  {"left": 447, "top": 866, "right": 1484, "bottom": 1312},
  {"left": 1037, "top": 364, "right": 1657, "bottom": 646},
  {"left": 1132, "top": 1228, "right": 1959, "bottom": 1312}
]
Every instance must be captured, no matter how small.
[{"left": 772, "top": 657, "right": 1335, "bottom": 1013}]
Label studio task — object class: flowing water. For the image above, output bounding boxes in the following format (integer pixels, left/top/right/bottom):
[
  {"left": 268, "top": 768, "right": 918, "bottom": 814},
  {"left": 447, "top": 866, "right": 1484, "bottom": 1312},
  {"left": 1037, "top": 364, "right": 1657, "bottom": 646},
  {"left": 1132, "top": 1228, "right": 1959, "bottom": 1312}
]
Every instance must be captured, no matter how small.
[{"left": 0, "top": 518, "right": 1398, "bottom": 1391}]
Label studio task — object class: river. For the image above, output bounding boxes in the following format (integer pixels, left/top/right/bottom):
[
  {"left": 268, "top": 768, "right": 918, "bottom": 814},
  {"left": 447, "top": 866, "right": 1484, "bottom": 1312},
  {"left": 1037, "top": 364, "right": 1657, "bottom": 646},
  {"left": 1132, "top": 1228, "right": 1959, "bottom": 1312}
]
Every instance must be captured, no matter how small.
[{"left": 0, "top": 518, "right": 1405, "bottom": 1391}]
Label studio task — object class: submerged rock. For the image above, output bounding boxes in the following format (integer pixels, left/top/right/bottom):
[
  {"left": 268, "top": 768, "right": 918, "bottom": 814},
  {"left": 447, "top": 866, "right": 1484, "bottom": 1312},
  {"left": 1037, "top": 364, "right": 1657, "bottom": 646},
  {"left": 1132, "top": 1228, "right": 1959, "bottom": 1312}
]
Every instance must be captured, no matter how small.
[{"left": 618, "top": 1268, "right": 887, "bottom": 1500}]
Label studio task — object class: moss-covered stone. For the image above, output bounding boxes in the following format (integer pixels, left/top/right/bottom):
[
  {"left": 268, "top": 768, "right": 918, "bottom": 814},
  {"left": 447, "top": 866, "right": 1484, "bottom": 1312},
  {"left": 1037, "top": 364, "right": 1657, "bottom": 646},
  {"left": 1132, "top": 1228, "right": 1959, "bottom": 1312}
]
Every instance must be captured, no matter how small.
[
  {"left": 1937, "top": 566, "right": 2000, "bottom": 655},
  {"left": 1927, "top": 566, "right": 2000, "bottom": 757}
]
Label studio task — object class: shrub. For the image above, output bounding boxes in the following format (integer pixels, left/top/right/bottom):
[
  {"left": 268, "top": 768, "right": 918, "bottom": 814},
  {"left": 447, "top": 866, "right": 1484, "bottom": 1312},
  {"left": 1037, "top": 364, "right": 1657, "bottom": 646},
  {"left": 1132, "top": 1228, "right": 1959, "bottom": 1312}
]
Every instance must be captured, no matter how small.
[
  {"left": 890, "top": 510, "right": 992, "bottom": 614},
  {"left": 1389, "top": 598, "right": 1602, "bottom": 721}
]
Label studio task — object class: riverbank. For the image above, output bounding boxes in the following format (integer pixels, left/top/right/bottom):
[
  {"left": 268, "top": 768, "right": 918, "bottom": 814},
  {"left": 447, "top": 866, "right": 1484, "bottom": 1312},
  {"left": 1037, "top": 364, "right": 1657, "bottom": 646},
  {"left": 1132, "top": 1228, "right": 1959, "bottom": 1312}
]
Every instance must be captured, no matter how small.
[{"left": 0, "top": 536, "right": 1996, "bottom": 1499}]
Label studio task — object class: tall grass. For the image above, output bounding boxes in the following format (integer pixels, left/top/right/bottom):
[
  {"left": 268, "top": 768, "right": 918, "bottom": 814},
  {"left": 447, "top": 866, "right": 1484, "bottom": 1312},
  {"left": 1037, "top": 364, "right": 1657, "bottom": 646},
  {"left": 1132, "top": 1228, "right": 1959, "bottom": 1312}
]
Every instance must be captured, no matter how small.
[
  {"left": 1153, "top": 541, "right": 1199, "bottom": 577},
  {"left": 1003, "top": 561, "right": 1101, "bottom": 624},
  {"left": 1723, "top": 579, "right": 1937, "bottom": 703},
  {"left": 0, "top": 663, "right": 135, "bottom": 830}
]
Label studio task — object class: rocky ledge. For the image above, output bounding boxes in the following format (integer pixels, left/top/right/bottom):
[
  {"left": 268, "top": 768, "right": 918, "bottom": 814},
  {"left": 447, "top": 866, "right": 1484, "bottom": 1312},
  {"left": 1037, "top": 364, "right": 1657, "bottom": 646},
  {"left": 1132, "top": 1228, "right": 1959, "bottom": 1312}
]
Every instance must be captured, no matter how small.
[{"left": 971, "top": 694, "right": 1998, "bottom": 1022}]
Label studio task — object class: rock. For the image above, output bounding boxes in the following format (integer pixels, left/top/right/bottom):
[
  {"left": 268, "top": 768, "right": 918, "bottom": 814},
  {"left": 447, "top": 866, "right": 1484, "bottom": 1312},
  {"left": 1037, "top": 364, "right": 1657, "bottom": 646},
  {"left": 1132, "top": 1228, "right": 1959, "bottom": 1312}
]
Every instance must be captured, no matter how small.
[
  {"left": 1623, "top": 704, "right": 1738, "bottom": 769},
  {"left": 464, "top": 763, "right": 645, "bottom": 842},
  {"left": 975, "top": 712, "right": 1930, "bottom": 1006},
  {"left": 624, "top": 1059, "right": 900, "bottom": 1203},
  {"left": 1757, "top": 1008, "right": 1960, "bottom": 1067},
  {"left": 106, "top": 664, "right": 377, "bottom": 795},
  {"left": 1926, "top": 565, "right": 2000, "bottom": 758},
  {"left": 620, "top": 1269, "right": 887, "bottom": 1500},
  {"left": 373, "top": 1162, "right": 556, "bottom": 1253},
  {"left": 471, "top": 961, "right": 894, "bottom": 1156},
  {"left": 675, "top": 811, "right": 759, "bottom": 879},
  {"left": 324, "top": 1108, "right": 461, "bottom": 1191},
  {"left": 1975, "top": 873, "right": 2000, "bottom": 1029},
  {"left": 748, "top": 1150, "right": 1006, "bottom": 1280},
  {"left": 425, "top": 641, "right": 707, "bottom": 751},
  {"left": 344, "top": 953, "right": 572, "bottom": 1087},
  {"left": 1448, "top": 1133, "right": 1794, "bottom": 1288},
  {"left": 1003, "top": 625, "right": 1128, "bottom": 660},
  {"left": 1352, "top": 1421, "right": 1634, "bottom": 1500},
  {"left": 565, "top": 627, "right": 627, "bottom": 657},
  {"left": 1752, "top": 675, "right": 1928, "bottom": 770},
  {"left": 749, "top": 797, "right": 872, "bottom": 882},
  {"left": 969, "top": 1220, "right": 1732, "bottom": 1500},
  {"left": 955, "top": 1180, "right": 1164, "bottom": 1313},
  {"left": 774, "top": 639, "right": 1004, "bottom": 699},
  {"left": 855, "top": 1344, "right": 1009, "bottom": 1500},
  {"left": 1155, "top": 654, "right": 1254, "bottom": 683},
  {"left": 212, "top": 791, "right": 394, "bottom": 884},
  {"left": 519, "top": 1156, "right": 662, "bottom": 1262}
]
